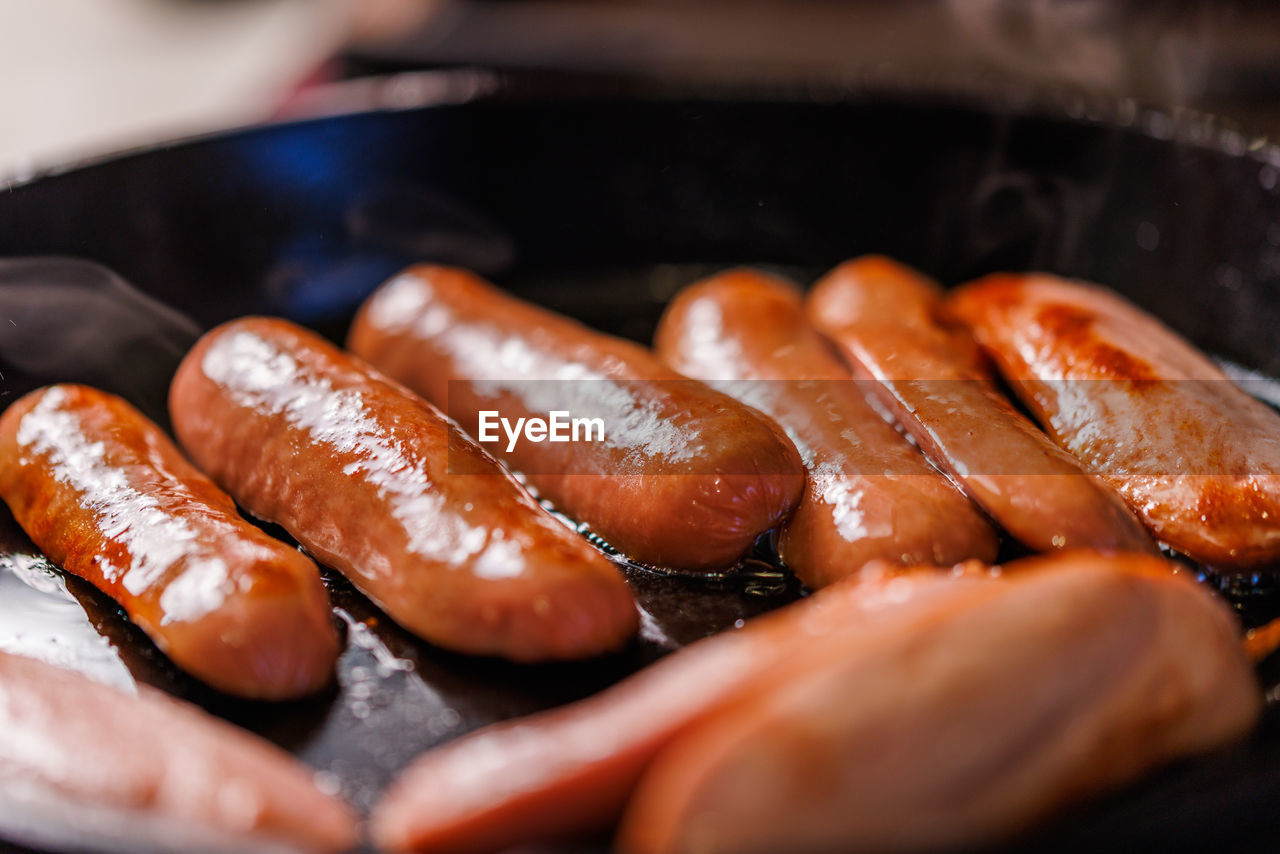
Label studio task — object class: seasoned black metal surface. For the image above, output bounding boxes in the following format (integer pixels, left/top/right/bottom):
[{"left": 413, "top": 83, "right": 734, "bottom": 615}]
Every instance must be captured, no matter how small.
[{"left": 2, "top": 79, "right": 1280, "bottom": 852}]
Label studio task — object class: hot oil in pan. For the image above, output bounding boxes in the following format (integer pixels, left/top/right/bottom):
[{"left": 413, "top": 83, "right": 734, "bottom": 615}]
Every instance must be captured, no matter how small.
[
  {"left": 2, "top": 257, "right": 1280, "bottom": 831},
  {"left": 0, "top": 519, "right": 138, "bottom": 695}
]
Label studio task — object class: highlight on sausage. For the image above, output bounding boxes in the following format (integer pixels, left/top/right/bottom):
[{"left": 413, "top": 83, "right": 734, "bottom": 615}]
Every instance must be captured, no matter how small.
[
  {"left": 655, "top": 267, "right": 998, "bottom": 588},
  {"left": 0, "top": 384, "right": 339, "bottom": 700},
  {"left": 946, "top": 273, "right": 1280, "bottom": 570},
  {"left": 169, "top": 317, "right": 638, "bottom": 662},
  {"left": 347, "top": 265, "right": 805, "bottom": 572},
  {"left": 807, "top": 256, "right": 1155, "bottom": 556}
]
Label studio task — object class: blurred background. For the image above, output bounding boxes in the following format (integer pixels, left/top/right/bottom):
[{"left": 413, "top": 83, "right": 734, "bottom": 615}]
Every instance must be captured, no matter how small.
[{"left": 4, "top": 0, "right": 1280, "bottom": 177}]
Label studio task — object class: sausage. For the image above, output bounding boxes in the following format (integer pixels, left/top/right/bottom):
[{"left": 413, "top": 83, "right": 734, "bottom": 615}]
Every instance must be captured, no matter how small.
[
  {"left": 807, "top": 257, "right": 1155, "bottom": 555},
  {"left": 0, "top": 650, "right": 357, "bottom": 854},
  {"left": 369, "top": 566, "right": 994, "bottom": 854},
  {"left": 169, "top": 317, "right": 638, "bottom": 661},
  {"left": 347, "top": 265, "right": 805, "bottom": 571},
  {"left": 0, "top": 384, "right": 338, "bottom": 700},
  {"left": 803, "top": 254, "right": 989, "bottom": 375},
  {"left": 945, "top": 273, "right": 1280, "bottom": 570},
  {"left": 618, "top": 551, "right": 1260, "bottom": 854},
  {"left": 654, "top": 268, "right": 998, "bottom": 588}
]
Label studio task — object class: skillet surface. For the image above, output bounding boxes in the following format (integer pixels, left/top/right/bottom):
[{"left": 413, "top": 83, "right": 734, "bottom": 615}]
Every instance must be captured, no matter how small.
[{"left": 2, "top": 77, "right": 1280, "bottom": 852}]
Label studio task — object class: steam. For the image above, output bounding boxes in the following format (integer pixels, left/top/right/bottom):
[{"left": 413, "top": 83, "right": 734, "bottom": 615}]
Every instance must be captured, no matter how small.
[{"left": 0, "top": 258, "right": 202, "bottom": 430}]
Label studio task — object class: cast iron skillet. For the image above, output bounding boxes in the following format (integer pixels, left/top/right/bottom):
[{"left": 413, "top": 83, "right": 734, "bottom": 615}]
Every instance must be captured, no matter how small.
[{"left": 2, "top": 72, "right": 1280, "bottom": 853}]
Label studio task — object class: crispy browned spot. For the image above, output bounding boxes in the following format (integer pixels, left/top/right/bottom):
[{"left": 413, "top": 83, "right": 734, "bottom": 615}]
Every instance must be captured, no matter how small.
[
  {"left": 1035, "top": 304, "right": 1158, "bottom": 387},
  {"left": 1091, "top": 347, "right": 1159, "bottom": 387},
  {"left": 1035, "top": 304, "right": 1096, "bottom": 341}
]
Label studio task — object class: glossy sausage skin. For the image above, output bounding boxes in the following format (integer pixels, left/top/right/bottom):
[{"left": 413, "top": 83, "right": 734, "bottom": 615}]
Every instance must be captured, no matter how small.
[
  {"left": 0, "top": 384, "right": 338, "bottom": 700},
  {"left": 946, "top": 273, "right": 1280, "bottom": 570},
  {"left": 654, "top": 268, "right": 998, "bottom": 588},
  {"left": 0, "top": 651, "right": 357, "bottom": 854},
  {"left": 347, "top": 266, "right": 805, "bottom": 571},
  {"left": 169, "top": 318, "right": 638, "bottom": 662},
  {"left": 807, "top": 257, "right": 1155, "bottom": 556},
  {"left": 619, "top": 551, "right": 1260, "bottom": 854},
  {"left": 805, "top": 255, "right": 989, "bottom": 375},
  {"left": 370, "top": 566, "right": 987, "bottom": 854}
]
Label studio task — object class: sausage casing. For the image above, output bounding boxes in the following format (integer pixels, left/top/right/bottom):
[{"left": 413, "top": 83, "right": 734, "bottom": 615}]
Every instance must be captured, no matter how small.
[
  {"left": 946, "top": 273, "right": 1280, "bottom": 569},
  {"left": 655, "top": 268, "right": 998, "bottom": 587},
  {"left": 169, "top": 317, "right": 638, "bottom": 661},
  {"left": 347, "top": 265, "right": 805, "bottom": 572},
  {"left": 0, "top": 384, "right": 338, "bottom": 699}
]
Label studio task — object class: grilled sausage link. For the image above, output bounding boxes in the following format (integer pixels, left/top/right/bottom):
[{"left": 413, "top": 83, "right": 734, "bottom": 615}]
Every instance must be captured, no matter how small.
[
  {"left": 347, "top": 265, "right": 805, "bottom": 572},
  {"left": 654, "top": 268, "right": 997, "bottom": 587},
  {"left": 0, "top": 650, "right": 357, "bottom": 854},
  {"left": 946, "top": 273, "right": 1280, "bottom": 570},
  {"left": 0, "top": 384, "right": 338, "bottom": 700},
  {"left": 169, "top": 317, "right": 638, "bottom": 662},
  {"left": 619, "top": 551, "right": 1260, "bottom": 854},
  {"left": 807, "top": 256, "right": 1154, "bottom": 556}
]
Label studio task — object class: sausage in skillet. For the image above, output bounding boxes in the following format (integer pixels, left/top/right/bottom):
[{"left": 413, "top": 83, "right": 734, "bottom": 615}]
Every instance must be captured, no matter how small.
[
  {"left": 347, "top": 265, "right": 805, "bottom": 572},
  {"left": 0, "top": 384, "right": 338, "bottom": 700},
  {"left": 168, "top": 317, "right": 638, "bottom": 662},
  {"left": 946, "top": 273, "right": 1280, "bottom": 569},
  {"left": 0, "top": 650, "right": 357, "bottom": 854}
]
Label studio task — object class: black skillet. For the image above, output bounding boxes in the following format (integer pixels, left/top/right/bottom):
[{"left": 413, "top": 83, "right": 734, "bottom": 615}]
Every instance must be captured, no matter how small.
[{"left": 2, "top": 72, "right": 1280, "bottom": 853}]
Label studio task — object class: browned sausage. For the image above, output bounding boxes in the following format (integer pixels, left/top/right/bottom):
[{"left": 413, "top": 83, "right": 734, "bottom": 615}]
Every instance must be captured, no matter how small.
[
  {"left": 369, "top": 566, "right": 986, "bottom": 854},
  {"left": 169, "top": 317, "right": 637, "bottom": 662},
  {"left": 654, "top": 268, "right": 998, "bottom": 587},
  {"left": 347, "top": 265, "right": 805, "bottom": 571},
  {"left": 618, "top": 551, "right": 1260, "bottom": 854},
  {"left": 0, "top": 650, "right": 357, "bottom": 854},
  {"left": 807, "top": 257, "right": 1155, "bottom": 555},
  {"left": 0, "top": 384, "right": 338, "bottom": 700},
  {"left": 946, "top": 273, "right": 1280, "bottom": 570}
]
